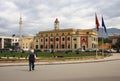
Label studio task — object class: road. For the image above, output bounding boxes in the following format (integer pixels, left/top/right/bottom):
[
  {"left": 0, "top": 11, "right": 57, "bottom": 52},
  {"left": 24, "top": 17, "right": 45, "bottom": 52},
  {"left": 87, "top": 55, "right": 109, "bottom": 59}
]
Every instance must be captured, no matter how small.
[{"left": 0, "top": 60, "right": 120, "bottom": 81}]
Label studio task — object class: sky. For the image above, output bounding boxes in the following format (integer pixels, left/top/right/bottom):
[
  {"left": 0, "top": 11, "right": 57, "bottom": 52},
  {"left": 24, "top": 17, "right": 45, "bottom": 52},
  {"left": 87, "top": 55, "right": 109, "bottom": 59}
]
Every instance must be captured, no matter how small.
[{"left": 0, "top": 0, "right": 120, "bottom": 36}]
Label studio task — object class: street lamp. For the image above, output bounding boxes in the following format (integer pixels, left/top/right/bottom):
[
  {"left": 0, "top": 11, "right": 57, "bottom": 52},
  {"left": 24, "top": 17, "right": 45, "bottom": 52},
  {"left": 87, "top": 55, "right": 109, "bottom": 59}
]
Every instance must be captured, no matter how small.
[{"left": 12, "top": 34, "right": 15, "bottom": 51}]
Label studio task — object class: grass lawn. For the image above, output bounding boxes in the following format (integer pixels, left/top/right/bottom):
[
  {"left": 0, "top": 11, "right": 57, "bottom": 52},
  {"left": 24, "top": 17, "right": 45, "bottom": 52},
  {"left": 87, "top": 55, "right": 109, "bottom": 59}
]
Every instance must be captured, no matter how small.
[{"left": 0, "top": 52, "right": 110, "bottom": 63}]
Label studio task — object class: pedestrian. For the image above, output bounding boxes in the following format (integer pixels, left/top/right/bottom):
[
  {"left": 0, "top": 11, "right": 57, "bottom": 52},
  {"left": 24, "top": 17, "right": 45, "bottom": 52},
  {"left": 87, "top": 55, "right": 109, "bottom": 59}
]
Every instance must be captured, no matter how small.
[{"left": 28, "top": 50, "right": 36, "bottom": 71}]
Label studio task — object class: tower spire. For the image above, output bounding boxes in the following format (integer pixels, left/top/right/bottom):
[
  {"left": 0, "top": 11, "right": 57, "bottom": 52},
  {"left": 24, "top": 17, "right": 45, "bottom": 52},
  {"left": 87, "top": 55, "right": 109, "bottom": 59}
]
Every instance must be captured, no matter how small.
[{"left": 19, "top": 13, "right": 22, "bottom": 50}]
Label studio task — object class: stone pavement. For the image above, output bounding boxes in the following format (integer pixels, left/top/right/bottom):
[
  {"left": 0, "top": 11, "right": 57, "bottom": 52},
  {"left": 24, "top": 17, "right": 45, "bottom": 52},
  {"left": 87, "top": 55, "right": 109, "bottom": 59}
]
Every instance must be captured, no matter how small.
[{"left": 0, "top": 53, "right": 120, "bottom": 67}]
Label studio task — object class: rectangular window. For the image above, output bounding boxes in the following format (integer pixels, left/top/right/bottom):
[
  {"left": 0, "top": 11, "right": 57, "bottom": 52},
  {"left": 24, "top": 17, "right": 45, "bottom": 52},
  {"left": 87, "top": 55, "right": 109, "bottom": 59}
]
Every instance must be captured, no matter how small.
[
  {"left": 68, "top": 44, "right": 70, "bottom": 48},
  {"left": 62, "top": 44, "right": 65, "bottom": 48},
  {"left": 40, "top": 45, "right": 43, "bottom": 49},
  {"left": 74, "top": 44, "right": 77, "bottom": 49},
  {"left": 36, "top": 39, "right": 38, "bottom": 42},
  {"left": 36, "top": 45, "right": 38, "bottom": 49}
]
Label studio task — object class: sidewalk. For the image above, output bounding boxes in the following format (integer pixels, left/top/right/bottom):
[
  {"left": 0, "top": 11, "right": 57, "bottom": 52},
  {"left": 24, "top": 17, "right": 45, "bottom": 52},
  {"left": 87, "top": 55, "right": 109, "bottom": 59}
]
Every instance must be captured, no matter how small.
[{"left": 0, "top": 53, "right": 120, "bottom": 67}]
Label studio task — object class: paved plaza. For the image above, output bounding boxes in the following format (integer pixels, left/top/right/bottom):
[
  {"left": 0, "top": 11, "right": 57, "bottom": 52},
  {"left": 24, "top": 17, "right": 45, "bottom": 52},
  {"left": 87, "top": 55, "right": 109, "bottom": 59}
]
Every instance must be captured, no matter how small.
[{"left": 0, "top": 54, "right": 120, "bottom": 81}]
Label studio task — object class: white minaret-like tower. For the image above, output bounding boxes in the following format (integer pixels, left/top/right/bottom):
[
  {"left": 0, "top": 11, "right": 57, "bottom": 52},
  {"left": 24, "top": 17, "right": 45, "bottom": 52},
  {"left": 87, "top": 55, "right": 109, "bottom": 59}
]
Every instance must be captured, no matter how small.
[
  {"left": 19, "top": 14, "right": 22, "bottom": 50},
  {"left": 54, "top": 18, "right": 59, "bottom": 30}
]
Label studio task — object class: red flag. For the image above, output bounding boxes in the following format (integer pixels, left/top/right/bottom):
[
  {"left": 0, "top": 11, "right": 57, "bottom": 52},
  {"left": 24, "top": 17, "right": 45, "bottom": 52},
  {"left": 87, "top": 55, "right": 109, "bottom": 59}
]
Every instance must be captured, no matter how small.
[{"left": 95, "top": 13, "right": 100, "bottom": 31}]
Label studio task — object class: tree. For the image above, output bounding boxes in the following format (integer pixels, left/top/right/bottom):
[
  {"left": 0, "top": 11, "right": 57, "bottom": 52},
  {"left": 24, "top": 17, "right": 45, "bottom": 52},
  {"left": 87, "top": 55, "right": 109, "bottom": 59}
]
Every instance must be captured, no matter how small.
[
  {"left": 98, "top": 37, "right": 112, "bottom": 43},
  {"left": 111, "top": 37, "right": 120, "bottom": 52},
  {"left": 104, "top": 38, "right": 112, "bottom": 43},
  {"left": 115, "top": 37, "right": 120, "bottom": 52},
  {"left": 98, "top": 37, "right": 112, "bottom": 47}
]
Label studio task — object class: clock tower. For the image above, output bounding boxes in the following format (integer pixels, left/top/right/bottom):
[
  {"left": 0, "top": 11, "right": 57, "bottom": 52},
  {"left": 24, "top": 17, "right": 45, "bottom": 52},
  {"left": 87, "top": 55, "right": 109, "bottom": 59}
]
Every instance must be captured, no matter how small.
[{"left": 54, "top": 18, "right": 59, "bottom": 30}]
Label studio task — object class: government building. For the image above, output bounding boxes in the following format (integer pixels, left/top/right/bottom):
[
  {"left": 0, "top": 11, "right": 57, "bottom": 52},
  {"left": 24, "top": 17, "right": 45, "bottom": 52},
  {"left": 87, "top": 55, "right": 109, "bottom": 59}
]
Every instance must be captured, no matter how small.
[
  {"left": 34, "top": 18, "right": 98, "bottom": 52},
  {"left": 0, "top": 35, "right": 19, "bottom": 49}
]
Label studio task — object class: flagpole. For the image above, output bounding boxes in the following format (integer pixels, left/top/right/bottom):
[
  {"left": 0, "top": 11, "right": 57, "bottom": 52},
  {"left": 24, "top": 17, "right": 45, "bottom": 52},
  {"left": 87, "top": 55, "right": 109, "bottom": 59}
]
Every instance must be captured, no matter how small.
[
  {"left": 95, "top": 13, "right": 100, "bottom": 58},
  {"left": 102, "top": 27, "right": 104, "bottom": 57},
  {"left": 101, "top": 15, "right": 108, "bottom": 57},
  {"left": 96, "top": 31, "right": 98, "bottom": 58}
]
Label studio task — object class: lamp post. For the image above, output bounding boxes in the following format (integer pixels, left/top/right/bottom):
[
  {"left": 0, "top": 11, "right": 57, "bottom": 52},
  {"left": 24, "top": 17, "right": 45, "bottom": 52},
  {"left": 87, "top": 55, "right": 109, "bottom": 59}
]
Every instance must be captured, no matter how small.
[{"left": 12, "top": 34, "right": 15, "bottom": 51}]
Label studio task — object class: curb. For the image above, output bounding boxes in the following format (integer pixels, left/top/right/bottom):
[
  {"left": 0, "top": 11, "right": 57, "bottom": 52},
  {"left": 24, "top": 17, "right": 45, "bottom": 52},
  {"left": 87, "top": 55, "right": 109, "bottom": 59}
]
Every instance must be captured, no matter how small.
[{"left": 0, "top": 58, "right": 120, "bottom": 67}]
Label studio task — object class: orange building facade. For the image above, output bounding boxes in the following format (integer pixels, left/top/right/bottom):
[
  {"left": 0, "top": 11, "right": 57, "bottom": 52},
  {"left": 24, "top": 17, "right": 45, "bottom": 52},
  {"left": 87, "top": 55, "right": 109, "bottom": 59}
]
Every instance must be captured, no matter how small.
[{"left": 34, "top": 18, "right": 98, "bottom": 52}]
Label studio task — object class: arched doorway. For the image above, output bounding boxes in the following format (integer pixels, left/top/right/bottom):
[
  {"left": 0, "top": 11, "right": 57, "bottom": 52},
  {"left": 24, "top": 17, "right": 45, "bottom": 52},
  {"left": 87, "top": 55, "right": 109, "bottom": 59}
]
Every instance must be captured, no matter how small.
[{"left": 82, "top": 46, "right": 86, "bottom": 50}]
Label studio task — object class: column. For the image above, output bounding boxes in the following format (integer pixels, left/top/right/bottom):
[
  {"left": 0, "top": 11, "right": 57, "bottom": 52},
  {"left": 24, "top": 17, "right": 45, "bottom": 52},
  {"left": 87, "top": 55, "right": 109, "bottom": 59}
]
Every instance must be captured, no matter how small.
[
  {"left": 48, "top": 37, "right": 50, "bottom": 49},
  {"left": 2, "top": 38, "right": 4, "bottom": 48},
  {"left": 59, "top": 36, "right": 61, "bottom": 49},
  {"left": 65, "top": 36, "right": 67, "bottom": 49},
  {"left": 54, "top": 36, "right": 55, "bottom": 49}
]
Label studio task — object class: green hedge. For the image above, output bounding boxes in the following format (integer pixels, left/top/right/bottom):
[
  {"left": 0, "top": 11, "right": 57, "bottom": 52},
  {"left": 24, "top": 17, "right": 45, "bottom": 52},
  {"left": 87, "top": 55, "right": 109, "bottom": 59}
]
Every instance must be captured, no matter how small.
[{"left": 0, "top": 52, "right": 100, "bottom": 58}]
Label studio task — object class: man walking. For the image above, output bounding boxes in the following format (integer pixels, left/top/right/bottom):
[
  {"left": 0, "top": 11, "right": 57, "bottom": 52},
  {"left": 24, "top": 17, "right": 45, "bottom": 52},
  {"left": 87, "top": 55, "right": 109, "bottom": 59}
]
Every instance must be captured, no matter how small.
[{"left": 28, "top": 50, "right": 36, "bottom": 71}]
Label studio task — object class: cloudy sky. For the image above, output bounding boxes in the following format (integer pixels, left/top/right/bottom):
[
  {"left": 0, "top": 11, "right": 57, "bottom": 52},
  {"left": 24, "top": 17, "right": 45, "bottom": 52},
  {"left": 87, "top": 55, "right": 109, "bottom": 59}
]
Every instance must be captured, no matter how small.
[{"left": 0, "top": 0, "right": 120, "bottom": 36}]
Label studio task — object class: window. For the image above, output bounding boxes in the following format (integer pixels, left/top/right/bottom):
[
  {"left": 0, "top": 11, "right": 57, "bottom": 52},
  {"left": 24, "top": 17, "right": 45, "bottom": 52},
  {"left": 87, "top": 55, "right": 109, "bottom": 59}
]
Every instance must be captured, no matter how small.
[
  {"left": 36, "top": 45, "right": 38, "bottom": 49},
  {"left": 36, "top": 39, "right": 38, "bottom": 42},
  {"left": 68, "top": 33, "right": 70, "bottom": 35},
  {"left": 73, "top": 38, "right": 77, "bottom": 41},
  {"left": 46, "top": 34, "right": 48, "bottom": 37},
  {"left": 68, "top": 44, "right": 70, "bottom": 48},
  {"left": 50, "top": 44, "right": 53, "bottom": 48},
  {"left": 74, "top": 44, "right": 77, "bottom": 49},
  {"left": 41, "top": 39, "right": 43, "bottom": 42},
  {"left": 62, "top": 44, "right": 65, "bottom": 48},
  {"left": 40, "top": 45, "right": 43, "bottom": 49},
  {"left": 50, "top": 38, "right": 53, "bottom": 42},
  {"left": 68, "top": 37, "right": 70, "bottom": 41},
  {"left": 82, "top": 39, "right": 85, "bottom": 41},
  {"left": 45, "top": 45, "right": 48, "bottom": 48},
  {"left": 56, "top": 44, "right": 58, "bottom": 48},
  {"left": 46, "top": 38, "right": 48, "bottom": 42},
  {"left": 92, "top": 44, "right": 94, "bottom": 48},
  {"left": 62, "top": 37, "right": 65, "bottom": 41},
  {"left": 86, "top": 32, "right": 89, "bottom": 34},
  {"left": 56, "top": 38, "right": 59, "bottom": 41}
]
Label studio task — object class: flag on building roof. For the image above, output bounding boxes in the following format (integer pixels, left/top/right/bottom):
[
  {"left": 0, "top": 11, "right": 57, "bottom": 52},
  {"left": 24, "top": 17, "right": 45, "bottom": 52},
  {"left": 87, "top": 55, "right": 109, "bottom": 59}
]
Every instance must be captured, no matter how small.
[
  {"left": 102, "top": 16, "right": 108, "bottom": 35},
  {"left": 95, "top": 13, "right": 100, "bottom": 31}
]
